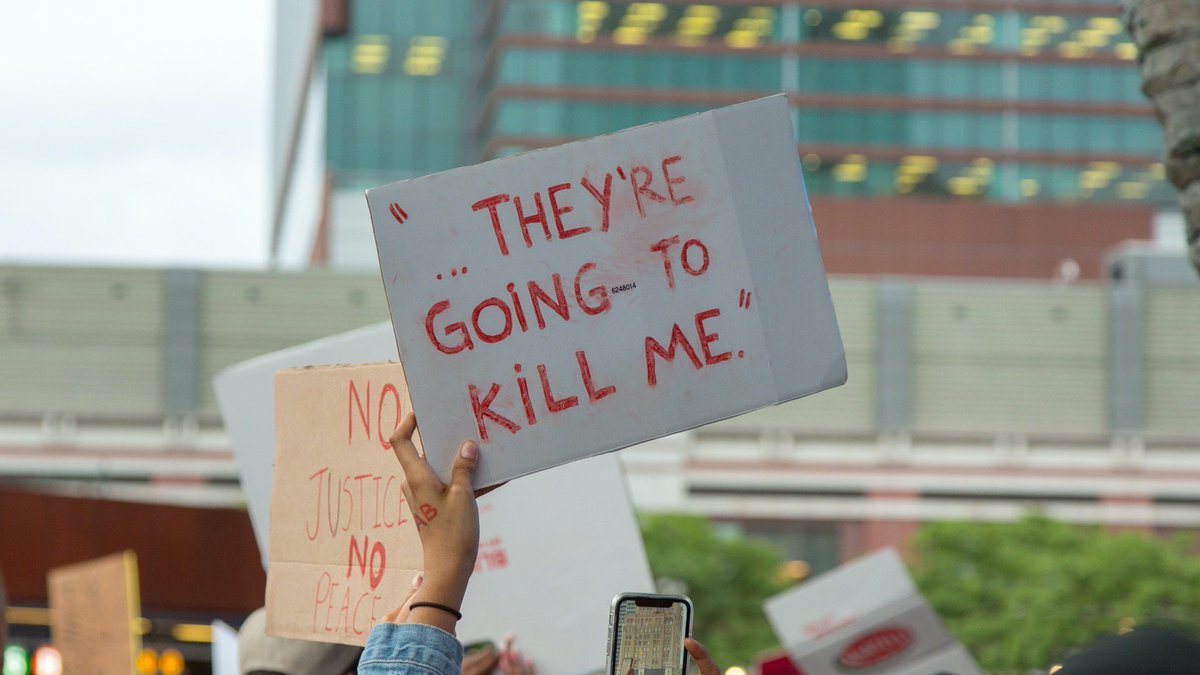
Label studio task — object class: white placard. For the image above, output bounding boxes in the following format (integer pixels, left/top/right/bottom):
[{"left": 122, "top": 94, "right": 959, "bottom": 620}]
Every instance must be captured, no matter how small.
[
  {"left": 764, "top": 547, "right": 917, "bottom": 643},
  {"left": 764, "top": 549, "right": 980, "bottom": 675},
  {"left": 460, "top": 453, "right": 654, "bottom": 675},
  {"left": 211, "top": 620, "right": 240, "bottom": 675},
  {"left": 368, "top": 95, "right": 846, "bottom": 487}
]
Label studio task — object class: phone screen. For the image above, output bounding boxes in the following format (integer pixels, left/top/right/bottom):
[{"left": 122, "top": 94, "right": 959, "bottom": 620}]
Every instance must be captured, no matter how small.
[{"left": 610, "top": 596, "right": 690, "bottom": 675}]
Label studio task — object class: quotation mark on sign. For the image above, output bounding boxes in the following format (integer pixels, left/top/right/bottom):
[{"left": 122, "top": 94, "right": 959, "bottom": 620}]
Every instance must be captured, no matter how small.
[
  {"left": 389, "top": 203, "right": 409, "bottom": 224},
  {"left": 738, "top": 289, "right": 752, "bottom": 309}
]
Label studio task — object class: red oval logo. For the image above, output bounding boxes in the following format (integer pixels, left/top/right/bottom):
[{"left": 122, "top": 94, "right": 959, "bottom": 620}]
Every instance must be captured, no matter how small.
[{"left": 837, "top": 626, "right": 913, "bottom": 669}]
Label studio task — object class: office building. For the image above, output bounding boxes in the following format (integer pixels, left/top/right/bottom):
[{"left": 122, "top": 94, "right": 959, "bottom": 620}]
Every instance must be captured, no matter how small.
[{"left": 304, "top": 0, "right": 1176, "bottom": 278}]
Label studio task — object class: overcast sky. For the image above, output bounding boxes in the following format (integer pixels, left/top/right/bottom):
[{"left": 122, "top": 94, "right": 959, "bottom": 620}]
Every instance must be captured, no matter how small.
[{"left": 0, "top": 1, "right": 274, "bottom": 268}]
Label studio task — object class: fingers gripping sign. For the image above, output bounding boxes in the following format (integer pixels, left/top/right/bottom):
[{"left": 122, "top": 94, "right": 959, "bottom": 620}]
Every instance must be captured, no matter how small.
[
  {"left": 388, "top": 412, "right": 481, "bottom": 635},
  {"left": 391, "top": 413, "right": 481, "bottom": 567}
]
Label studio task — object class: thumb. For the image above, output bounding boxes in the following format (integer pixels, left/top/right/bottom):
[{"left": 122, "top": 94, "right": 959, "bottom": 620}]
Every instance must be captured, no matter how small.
[
  {"left": 450, "top": 439, "right": 479, "bottom": 491},
  {"left": 685, "top": 639, "right": 719, "bottom": 675},
  {"left": 383, "top": 572, "right": 424, "bottom": 624}
]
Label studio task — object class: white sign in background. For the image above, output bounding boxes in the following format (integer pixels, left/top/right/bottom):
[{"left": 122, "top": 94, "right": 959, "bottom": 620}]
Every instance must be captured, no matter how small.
[
  {"left": 764, "top": 547, "right": 918, "bottom": 640},
  {"left": 368, "top": 95, "right": 846, "bottom": 488},
  {"left": 763, "top": 549, "right": 981, "bottom": 675},
  {"left": 210, "top": 620, "right": 240, "bottom": 675},
  {"left": 213, "top": 326, "right": 654, "bottom": 674},
  {"left": 891, "top": 645, "right": 980, "bottom": 675},
  {"left": 460, "top": 452, "right": 654, "bottom": 675}
]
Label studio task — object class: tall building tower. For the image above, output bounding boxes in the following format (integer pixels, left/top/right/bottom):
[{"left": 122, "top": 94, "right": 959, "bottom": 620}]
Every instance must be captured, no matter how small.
[{"left": 303, "top": 0, "right": 1175, "bottom": 278}]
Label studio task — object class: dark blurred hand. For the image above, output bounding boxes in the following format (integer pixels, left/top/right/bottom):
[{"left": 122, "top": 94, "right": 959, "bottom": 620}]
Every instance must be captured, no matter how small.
[
  {"left": 500, "top": 647, "right": 536, "bottom": 675},
  {"left": 463, "top": 646, "right": 501, "bottom": 675},
  {"left": 685, "top": 638, "right": 719, "bottom": 675}
]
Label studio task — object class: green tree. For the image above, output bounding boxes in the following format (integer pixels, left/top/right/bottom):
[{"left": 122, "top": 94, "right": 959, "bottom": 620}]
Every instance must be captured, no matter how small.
[
  {"left": 911, "top": 516, "right": 1200, "bottom": 673},
  {"left": 640, "top": 514, "right": 791, "bottom": 669}
]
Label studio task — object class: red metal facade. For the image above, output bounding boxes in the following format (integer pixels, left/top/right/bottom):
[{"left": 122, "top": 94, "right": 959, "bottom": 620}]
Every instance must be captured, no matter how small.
[
  {"left": 0, "top": 489, "right": 263, "bottom": 614},
  {"left": 810, "top": 196, "right": 1153, "bottom": 278}
]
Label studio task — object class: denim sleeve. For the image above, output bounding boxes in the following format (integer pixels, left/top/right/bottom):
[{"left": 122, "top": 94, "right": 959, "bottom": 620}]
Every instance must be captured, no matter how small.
[{"left": 358, "top": 623, "right": 464, "bottom": 675}]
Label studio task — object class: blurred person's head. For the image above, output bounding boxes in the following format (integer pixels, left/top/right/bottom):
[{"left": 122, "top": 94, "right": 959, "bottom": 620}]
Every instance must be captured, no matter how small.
[
  {"left": 238, "top": 607, "right": 360, "bottom": 675},
  {"left": 1056, "top": 624, "right": 1200, "bottom": 675}
]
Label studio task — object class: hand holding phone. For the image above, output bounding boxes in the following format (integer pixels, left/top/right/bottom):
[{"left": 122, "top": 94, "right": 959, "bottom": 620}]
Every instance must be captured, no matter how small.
[
  {"left": 683, "top": 638, "right": 720, "bottom": 675},
  {"left": 606, "top": 593, "right": 693, "bottom": 675}
]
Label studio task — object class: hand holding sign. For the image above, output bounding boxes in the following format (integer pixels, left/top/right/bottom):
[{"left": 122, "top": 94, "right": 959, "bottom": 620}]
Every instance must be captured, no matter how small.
[
  {"left": 261, "top": 358, "right": 654, "bottom": 660},
  {"left": 388, "top": 412, "right": 480, "bottom": 635}
]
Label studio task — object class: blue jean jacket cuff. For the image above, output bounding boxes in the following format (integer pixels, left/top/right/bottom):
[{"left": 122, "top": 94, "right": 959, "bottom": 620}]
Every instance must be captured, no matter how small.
[{"left": 359, "top": 623, "right": 464, "bottom": 675}]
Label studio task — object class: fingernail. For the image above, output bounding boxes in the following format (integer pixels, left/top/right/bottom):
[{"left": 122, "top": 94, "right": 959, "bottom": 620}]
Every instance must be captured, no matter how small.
[
  {"left": 412, "top": 573, "right": 423, "bottom": 589},
  {"left": 460, "top": 440, "right": 478, "bottom": 459}
]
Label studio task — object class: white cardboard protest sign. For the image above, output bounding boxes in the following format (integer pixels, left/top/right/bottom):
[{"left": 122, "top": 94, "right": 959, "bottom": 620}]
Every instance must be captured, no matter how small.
[
  {"left": 215, "top": 329, "right": 653, "bottom": 673},
  {"left": 763, "top": 549, "right": 980, "bottom": 675},
  {"left": 459, "top": 452, "right": 654, "bottom": 675},
  {"left": 368, "top": 94, "right": 846, "bottom": 487}
]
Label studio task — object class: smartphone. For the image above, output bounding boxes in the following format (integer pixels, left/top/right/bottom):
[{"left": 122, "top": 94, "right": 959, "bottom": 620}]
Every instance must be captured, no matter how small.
[{"left": 606, "top": 593, "right": 694, "bottom": 675}]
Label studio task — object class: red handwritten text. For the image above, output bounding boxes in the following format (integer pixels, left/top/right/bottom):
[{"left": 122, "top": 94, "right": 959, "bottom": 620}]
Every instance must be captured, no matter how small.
[
  {"left": 312, "top": 571, "right": 385, "bottom": 637},
  {"left": 470, "top": 349, "right": 617, "bottom": 441},
  {"left": 424, "top": 262, "right": 610, "bottom": 354},
  {"left": 346, "top": 534, "right": 386, "bottom": 591},
  {"left": 413, "top": 503, "right": 438, "bottom": 530},
  {"left": 348, "top": 379, "right": 404, "bottom": 450},
  {"left": 305, "top": 468, "right": 409, "bottom": 541},
  {"left": 471, "top": 154, "right": 695, "bottom": 256},
  {"left": 651, "top": 236, "right": 711, "bottom": 290},
  {"left": 644, "top": 308, "right": 731, "bottom": 387},
  {"left": 473, "top": 537, "right": 509, "bottom": 574}
]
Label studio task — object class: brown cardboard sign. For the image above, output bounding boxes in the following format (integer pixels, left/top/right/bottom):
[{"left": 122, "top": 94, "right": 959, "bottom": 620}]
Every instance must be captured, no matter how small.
[
  {"left": 267, "top": 362, "right": 422, "bottom": 645},
  {"left": 1, "top": 567, "right": 8, "bottom": 651},
  {"left": 47, "top": 550, "right": 140, "bottom": 675}
]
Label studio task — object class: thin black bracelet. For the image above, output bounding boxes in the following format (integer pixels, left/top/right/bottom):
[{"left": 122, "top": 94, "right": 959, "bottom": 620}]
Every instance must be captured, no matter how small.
[{"left": 409, "top": 601, "right": 463, "bottom": 620}]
